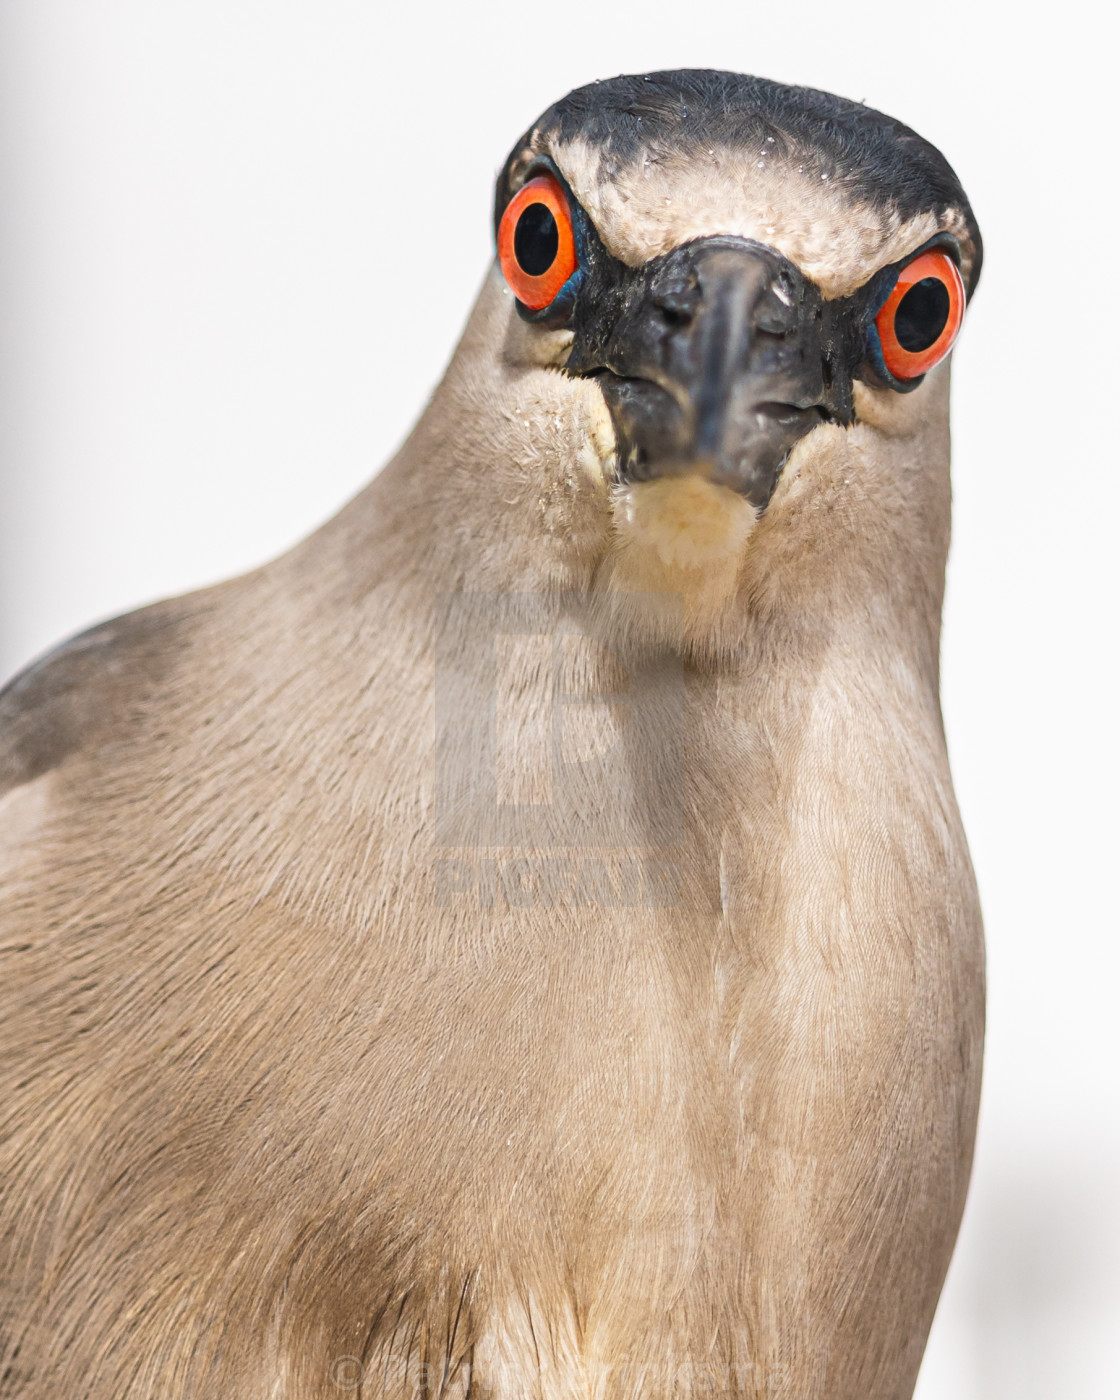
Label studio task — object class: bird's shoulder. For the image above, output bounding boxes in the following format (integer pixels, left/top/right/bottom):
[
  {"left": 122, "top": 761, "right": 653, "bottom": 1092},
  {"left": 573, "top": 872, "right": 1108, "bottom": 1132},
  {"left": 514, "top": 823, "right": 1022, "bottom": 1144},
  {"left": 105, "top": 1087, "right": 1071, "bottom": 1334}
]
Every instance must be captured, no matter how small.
[{"left": 0, "top": 601, "right": 192, "bottom": 801}]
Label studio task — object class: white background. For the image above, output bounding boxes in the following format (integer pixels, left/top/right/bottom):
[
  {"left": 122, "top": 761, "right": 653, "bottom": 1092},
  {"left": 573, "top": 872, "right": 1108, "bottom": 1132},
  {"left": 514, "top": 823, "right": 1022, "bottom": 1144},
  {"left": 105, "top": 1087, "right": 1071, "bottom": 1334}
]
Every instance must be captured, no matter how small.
[{"left": 1, "top": 4, "right": 1116, "bottom": 1396}]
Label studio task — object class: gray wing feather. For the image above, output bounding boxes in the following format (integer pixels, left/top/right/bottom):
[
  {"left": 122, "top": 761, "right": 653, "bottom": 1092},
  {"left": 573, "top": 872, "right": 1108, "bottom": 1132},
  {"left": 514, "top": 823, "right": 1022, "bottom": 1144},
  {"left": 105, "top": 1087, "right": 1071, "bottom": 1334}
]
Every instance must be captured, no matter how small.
[{"left": 0, "top": 605, "right": 188, "bottom": 800}]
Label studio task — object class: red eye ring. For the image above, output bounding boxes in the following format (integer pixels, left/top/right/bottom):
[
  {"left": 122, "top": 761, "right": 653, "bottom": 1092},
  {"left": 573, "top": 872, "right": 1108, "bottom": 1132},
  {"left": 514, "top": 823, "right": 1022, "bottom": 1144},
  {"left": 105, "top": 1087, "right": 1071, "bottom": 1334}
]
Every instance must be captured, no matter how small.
[
  {"left": 874, "top": 249, "right": 965, "bottom": 381},
  {"left": 498, "top": 174, "right": 578, "bottom": 311}
]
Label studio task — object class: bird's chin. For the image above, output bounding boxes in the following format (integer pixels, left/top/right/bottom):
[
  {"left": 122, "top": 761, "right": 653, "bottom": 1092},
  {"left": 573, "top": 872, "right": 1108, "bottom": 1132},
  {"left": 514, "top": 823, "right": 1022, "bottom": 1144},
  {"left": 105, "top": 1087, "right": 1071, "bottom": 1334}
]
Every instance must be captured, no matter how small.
[{"left": 596, "top": 472, "right": 758, "bottom": 647}]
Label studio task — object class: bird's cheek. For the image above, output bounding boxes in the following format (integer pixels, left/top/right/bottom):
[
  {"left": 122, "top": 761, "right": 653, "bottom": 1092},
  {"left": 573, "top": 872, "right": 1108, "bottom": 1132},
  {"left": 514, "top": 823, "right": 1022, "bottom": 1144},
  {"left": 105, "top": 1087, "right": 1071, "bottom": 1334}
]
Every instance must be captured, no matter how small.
[
  {"left": 527, "top": 377, "right": 618, "bottom": 579},
  {"left": 851, "top": 365, "right": 950, "bottom": 438},
  {"left": 574, "top": 387, "right": 618, "bottom": 493},
  {"left": 497, "top": 281, "right": 576, "bottom": 369}
]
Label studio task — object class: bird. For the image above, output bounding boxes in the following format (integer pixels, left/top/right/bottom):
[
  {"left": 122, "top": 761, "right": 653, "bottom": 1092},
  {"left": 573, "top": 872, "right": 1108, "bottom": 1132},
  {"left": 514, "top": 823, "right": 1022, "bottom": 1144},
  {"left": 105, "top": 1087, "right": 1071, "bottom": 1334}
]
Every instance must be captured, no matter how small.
[{"left": 0, "top": 70, "right": 984, "bottom": 1400}]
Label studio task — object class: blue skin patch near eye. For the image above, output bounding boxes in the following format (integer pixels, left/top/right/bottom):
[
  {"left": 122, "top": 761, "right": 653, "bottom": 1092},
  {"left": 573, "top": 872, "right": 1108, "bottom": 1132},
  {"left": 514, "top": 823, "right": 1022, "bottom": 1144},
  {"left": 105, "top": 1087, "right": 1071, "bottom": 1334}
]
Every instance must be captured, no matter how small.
[{"left": 529, "top": 264, "right": 585, "bottom": 323}]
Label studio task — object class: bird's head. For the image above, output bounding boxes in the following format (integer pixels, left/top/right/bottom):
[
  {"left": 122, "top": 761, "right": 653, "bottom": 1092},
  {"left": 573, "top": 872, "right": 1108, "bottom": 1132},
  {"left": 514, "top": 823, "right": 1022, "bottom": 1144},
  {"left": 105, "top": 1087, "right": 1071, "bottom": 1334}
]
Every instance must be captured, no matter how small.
[{"left": 409, "top": 71, "right": 981, "bottom": 655}]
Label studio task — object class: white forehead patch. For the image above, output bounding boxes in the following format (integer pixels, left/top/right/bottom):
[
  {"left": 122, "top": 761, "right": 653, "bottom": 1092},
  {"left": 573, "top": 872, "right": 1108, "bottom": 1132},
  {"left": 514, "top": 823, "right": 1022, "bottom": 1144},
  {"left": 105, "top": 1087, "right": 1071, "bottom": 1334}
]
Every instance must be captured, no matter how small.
[{"left": 545, "top": 135, "right": 974, "bottom": 300}]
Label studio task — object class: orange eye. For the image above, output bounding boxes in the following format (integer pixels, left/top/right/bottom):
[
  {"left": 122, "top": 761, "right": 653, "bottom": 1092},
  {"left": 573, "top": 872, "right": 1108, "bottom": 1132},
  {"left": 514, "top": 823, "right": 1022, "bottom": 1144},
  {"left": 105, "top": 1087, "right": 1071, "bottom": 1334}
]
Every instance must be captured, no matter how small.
[
  {"left": 498, "top": 174, "right": 579, "bottom": 311},
  {"left": 874, "top": 249, "right": 965, "bottom": 381}
]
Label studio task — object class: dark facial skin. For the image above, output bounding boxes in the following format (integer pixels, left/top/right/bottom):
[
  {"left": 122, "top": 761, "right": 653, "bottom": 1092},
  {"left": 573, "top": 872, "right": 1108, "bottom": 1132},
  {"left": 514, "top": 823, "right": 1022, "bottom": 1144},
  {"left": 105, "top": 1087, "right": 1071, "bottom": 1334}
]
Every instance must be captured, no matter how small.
[{"left": 501, "top": 160, "right": 964, "bottom": 509}]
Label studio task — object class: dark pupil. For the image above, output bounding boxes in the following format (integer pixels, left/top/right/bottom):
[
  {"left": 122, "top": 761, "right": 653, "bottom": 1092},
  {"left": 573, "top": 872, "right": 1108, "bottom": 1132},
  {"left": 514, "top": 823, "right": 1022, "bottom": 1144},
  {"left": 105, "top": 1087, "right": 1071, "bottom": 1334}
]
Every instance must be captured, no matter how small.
[
  {"left": 514, "top": 202, "right": 559, "bottom": 277},
  {"left": 894, "top": 277, "right": 951, "bottom": 353}
]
